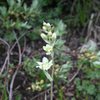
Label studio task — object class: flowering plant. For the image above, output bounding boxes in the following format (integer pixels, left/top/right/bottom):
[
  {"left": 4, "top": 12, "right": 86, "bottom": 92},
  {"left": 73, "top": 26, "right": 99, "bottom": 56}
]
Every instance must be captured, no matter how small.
[{"left": 36, "top": 22, "right": 57, "bottom": 83}]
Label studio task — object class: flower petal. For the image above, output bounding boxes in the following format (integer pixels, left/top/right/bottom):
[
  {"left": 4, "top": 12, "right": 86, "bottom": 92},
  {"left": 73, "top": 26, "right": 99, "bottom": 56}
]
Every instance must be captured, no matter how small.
[
  {"left": 37, "top": 62, "right": 42, "bottom": 65},
  {"left": 42, "top": 57, "right": 48, "bottom": 63}
]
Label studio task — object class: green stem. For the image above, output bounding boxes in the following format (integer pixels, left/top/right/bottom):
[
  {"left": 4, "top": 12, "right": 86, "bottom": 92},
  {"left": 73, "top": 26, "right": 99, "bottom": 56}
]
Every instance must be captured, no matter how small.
[{"left": 50, "top": 52, "right": 54, "bottom": 100}]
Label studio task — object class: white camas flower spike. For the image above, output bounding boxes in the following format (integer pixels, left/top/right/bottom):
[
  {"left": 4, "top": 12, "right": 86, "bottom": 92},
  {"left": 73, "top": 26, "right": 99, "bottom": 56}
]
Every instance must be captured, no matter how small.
[
  {"left": 43, "top": 44, "right": 53, "bottom": 55},
  {"left": 36, "top": 57, "right": 53, "bottom": 70}
]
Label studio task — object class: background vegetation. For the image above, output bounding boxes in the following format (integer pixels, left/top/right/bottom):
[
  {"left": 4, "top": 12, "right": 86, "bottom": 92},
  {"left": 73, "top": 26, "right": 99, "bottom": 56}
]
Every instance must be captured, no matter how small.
[{"left": 0, "top": 0, "right": 100, "bottom": 100}]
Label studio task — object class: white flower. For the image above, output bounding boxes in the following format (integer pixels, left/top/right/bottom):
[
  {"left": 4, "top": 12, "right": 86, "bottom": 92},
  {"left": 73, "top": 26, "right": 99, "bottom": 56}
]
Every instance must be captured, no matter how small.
[
  {"left": 41, "top": 33, "right": 47, "bottom": 39},
  {"left": 42, "top": 22, "right": 52, "bottom": 33},
  {"left": 43, "top": 44, "right": 53, "bottom": 55},
  {"left": 41, "top": 33, "right": 49, "bottom": 43},
  {"left": 43, "top": 22, "right": 51, "bottom": 27},
  {"left": 48, "top": 31, "right": 52, "bottom": 36},
  {"left": 46, "top": 23, "right": 51, "bottom": 27},
  {"left": 42, "top": 26, "right": 47, "bottom": 32},
  {"left": 36, "top": 57, "right": 53, "bottom": 70}
]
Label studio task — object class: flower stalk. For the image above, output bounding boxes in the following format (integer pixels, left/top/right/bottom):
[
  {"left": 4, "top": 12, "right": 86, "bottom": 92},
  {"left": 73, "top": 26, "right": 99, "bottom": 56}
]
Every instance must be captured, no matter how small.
[
  {"left": 36, "top": 22, "right": 57, "bottom": 100},
  {"left": 50, "top": 52, "right": 54, "bottom": 100}
]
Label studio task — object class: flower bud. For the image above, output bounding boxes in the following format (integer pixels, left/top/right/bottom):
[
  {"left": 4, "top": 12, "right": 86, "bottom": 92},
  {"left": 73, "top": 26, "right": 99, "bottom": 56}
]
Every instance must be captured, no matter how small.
[
  {"left": 48, "top": 31, "right": 52, "bottom": 36},
  {"left": 41, "top": 33, "right": 47, "bottom": 39},
  {"left": 40, "top": 80, "right": 44, "bottom": 84},
  {"left": 52, "top": 32, "right": 57, "bottom": 40},
  {"left": 42, "top": 26, "right": 47, "bottom": 31},
  {"left": 43, "top": 22, "right": 47, "bottom": 26},
  {"left": 46, "top": 23, "right": 51, "bottom": 27},
  {"left": 43, "top": 44, "right": 53, "bottom": 55}
]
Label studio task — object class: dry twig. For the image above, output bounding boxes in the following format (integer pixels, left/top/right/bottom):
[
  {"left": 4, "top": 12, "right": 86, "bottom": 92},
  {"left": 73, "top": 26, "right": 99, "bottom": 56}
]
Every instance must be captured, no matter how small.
[
  {"left": 9, "top": 32, "right": 23, "bottom": 100},
  {"left": 0, "top": 38, "right": 10, "bottom": 74}
]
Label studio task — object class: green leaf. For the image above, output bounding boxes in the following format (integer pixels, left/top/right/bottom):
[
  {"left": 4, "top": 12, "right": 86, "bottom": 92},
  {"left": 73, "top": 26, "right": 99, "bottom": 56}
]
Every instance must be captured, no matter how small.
[
  {"left": 2, "top": 88, "right": 8, "bottom": 100},
  {"left": 4, "top": 33, "right": 15, "bottom": 43},
  {"left": 15, "top": 93, "right": 22, "bottom": 100},
  {"left": 23, "top": 4, "right": 27, "bottom": 12},
  {"left": 55, "top": 20, "right": 66, "bottom": 36},
  {"left": 86, "top": 84, "right": 96, "bottom": 95},
  {"left": 7, "top": 0, "right": 15, "bottom": 7},
  {"left": 0, "top": 6, "right": 7, "bottom": 17},
  {"left": 58, "top": 63, "right": 72, "bottom": 80},
  {"left": 43, "top": 70, "right": 53, "bottom": 82},
  {"left": 96, "top": 94, "right": 100, "bottom": 100},
  {"left": 21, "top": 22, "right": 31, "bottom": 29},
  {"left": 93, "top": 61, "right": 100, "bottom": 68},
  {"left": 30, "top": 0, "right": 39, "bottom": 13},
  {"left": 97, "top": 51, "right": 100, "bottom": 56}
]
